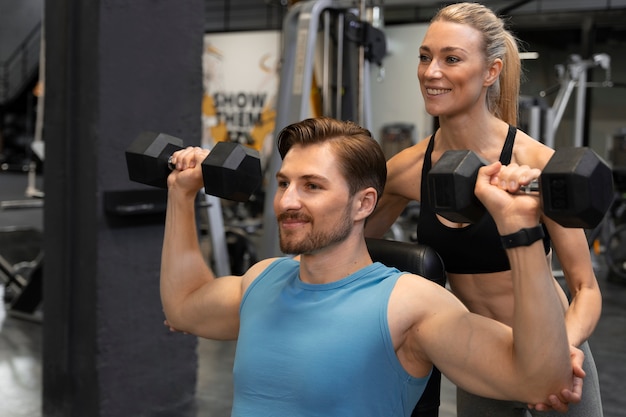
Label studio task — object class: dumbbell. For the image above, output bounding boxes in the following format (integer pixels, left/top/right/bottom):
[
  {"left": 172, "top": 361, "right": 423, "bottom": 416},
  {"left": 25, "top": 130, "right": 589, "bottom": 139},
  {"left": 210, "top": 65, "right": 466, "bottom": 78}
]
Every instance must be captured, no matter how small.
[
  {"left": 427, "top": 147, "right": 614, "bottom": 228},
  {"left": 125, "top": 131, "right": 262, "bottom": 202}
]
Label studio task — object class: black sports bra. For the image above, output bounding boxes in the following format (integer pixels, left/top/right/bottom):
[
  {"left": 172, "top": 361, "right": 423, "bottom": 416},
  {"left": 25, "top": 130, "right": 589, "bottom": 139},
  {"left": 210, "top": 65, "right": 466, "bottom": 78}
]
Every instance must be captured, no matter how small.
[{"left": 417, "top": 125, "right": 550, "bottom": 274}]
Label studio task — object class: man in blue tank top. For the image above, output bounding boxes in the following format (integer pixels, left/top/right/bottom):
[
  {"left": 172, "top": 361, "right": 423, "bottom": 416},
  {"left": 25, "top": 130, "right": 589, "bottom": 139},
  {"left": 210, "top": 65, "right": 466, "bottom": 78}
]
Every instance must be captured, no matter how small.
[{"left": 160, "top": 117, "right": 578, "bottom": 417}]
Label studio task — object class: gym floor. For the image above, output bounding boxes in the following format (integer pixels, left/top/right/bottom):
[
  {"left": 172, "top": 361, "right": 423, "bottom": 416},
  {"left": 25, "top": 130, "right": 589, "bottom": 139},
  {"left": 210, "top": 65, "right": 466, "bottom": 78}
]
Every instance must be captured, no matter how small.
[{"left": 1, "top": 170, "right": 625, "bottom": 417}]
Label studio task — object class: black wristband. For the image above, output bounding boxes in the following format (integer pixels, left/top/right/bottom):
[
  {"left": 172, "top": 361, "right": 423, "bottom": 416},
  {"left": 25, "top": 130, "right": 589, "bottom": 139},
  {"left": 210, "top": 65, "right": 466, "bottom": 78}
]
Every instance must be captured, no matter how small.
[{"left": 500, "top": 225, "right": 545, "bottom": 249}]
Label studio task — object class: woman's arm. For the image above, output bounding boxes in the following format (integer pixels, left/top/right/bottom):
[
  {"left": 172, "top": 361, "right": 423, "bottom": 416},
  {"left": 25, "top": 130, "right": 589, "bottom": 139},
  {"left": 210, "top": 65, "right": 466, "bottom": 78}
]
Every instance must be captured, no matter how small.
[
  {"left": 545, "top": 217, "right": 602, "bottom": 347},
  {"left": 365, "top": 143, "right": 425, "bottom": 238}
]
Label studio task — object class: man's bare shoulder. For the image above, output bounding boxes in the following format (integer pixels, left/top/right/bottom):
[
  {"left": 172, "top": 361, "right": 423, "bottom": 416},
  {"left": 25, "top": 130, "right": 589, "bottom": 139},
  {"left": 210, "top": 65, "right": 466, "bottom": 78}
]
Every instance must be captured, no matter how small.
[
  {"left": 386, "top": 273, "right": 468, "bottom": 376},
  {"left": 389, "top": 273, "right": 468, "bottom": 326},
  {"left": 393, "top": 273, "right": 452, "bottom": 302}
]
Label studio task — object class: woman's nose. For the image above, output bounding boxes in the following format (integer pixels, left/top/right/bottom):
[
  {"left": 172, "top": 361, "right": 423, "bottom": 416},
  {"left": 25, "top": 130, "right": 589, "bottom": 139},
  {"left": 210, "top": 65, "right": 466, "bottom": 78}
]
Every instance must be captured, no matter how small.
[{"left": 423, "top": 60, "right": 442, "bottom": 78}]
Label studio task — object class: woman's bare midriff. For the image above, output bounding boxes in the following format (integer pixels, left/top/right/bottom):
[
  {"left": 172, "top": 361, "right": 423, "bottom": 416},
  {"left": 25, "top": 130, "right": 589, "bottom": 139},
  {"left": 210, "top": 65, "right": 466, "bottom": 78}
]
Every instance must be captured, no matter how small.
[{"left": 447, "top": 265, "right": 569, "bottom": 327}]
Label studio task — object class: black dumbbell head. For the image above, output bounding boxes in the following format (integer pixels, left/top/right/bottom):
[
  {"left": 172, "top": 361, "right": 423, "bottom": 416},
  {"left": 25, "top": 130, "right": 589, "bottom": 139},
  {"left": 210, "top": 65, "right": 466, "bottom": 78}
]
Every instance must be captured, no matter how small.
[
  {"left": 201, "top": 141, "right": 262, "bottom": 202},
  {"left": 428, "top": 150, "right": 487, "bottom": 224},
  {"left": 540, "top": 147, "right": 614, "bottom": 229},
  {"left": 126, "top": 132, "right": 183, "bottom": 188}
]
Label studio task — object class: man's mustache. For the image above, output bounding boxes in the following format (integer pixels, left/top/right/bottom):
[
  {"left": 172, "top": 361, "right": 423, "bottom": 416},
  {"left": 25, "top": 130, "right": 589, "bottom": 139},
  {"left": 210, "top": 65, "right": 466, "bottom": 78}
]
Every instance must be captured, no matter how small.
[{"left": 277, "top": 212, "right": 312, "bottom": 223}]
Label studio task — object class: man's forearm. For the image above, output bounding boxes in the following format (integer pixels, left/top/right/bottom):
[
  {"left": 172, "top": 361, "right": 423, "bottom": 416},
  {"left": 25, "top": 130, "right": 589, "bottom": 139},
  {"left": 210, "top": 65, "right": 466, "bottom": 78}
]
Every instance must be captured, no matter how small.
[
  {"left": 509, "top": 240, "right": 572, "bottom": 400},
  {"left": 160, "top": 190, "right": 212, "bottom": 325}
]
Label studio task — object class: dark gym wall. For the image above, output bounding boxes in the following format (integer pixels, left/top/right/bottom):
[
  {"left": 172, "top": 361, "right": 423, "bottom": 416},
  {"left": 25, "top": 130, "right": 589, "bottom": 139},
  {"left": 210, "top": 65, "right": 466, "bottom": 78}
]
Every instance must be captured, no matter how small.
[{"left": 43, "top": 1, "right": 204, "bottom": 416}]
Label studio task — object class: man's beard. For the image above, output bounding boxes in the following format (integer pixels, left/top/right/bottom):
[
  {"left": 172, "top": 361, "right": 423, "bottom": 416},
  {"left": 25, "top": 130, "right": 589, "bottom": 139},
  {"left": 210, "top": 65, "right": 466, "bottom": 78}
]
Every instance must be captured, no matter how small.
[{"left": 278, "top": 206, "right": 353, "bottom": 255}]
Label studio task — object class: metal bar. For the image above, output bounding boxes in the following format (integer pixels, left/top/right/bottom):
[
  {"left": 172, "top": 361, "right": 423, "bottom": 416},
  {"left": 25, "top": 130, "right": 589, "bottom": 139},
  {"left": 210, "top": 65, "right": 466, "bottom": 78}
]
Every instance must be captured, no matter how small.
[
  {"left": 574, "top": 68, "right": 588, "bottom": 147},
  {"left": 322, "top": 10, "right": 331, "bottom": 116},
  {"left": 357, "top": 0, "right": 365, "bottom": 125},
  {"left": 528, "top": 105, "right": 541, "bottom": 141},
  {"left": 335, "top": 12, "right": 344, "bottom": 119},
  {"left": 260, "top": 0, "right": 336, "bottom": 258},
  {"left": 551, "top": 78, "right": 576, "bottom": 137},
  {"left": 203, "top": 194, "right": 231, "bottom": 276},
  {"left": 543, "top": 107, "right": 555, "bottom": 149}
]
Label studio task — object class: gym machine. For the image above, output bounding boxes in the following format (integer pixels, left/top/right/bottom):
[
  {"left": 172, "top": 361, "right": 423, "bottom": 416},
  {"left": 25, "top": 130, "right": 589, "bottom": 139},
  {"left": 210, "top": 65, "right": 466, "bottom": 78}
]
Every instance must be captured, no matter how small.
[
  {"left": 520, "top": 53, "right": 626, "bottom": 282},
  {"left": 520, "top": 53, "right": 614, "bottom": 149},
  {"left": 0, "top": 17, "right": 45, "bottom": 210},
  {"left": 588, "top": 130, "right": 626, "bottom": 284},
  {"left": 260, "top": 0, "right": 386, "bottom": 259},
  {"left": 0, "top": 226, "right": 44, "bottom": 321}
]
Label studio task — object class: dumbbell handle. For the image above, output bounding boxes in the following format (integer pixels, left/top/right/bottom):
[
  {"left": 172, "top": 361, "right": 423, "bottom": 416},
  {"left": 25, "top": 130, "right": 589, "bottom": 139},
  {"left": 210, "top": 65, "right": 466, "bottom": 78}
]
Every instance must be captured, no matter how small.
[
  {"left": 519, "top": 179, "right": 540, "bottom": 194},
  {"left": 167, "top": 155, "right": 176, "bottom": 171},
  {"left": 165, "top": 148, "right": 210, "bottom": 171}
]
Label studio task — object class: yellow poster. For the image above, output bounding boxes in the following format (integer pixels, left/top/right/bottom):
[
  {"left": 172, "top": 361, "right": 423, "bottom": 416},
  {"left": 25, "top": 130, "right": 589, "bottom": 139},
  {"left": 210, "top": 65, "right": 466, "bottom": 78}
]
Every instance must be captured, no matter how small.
[{"left": 202, "top": 31, "right": 280, "bottom": 168}]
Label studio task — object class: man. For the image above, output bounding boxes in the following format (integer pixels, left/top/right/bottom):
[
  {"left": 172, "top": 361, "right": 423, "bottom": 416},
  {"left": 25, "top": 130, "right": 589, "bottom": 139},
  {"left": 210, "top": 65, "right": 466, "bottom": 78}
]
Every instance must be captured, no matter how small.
[{"left": 161, "top": 117, "right": 575, "bottom": 416}]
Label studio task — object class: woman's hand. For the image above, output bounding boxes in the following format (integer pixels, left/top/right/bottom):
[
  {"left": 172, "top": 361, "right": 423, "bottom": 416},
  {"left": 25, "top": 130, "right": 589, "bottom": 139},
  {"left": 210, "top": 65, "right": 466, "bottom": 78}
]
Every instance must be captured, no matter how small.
[{"left": 528, "top": 345, "right": 585, "bottom": 412}]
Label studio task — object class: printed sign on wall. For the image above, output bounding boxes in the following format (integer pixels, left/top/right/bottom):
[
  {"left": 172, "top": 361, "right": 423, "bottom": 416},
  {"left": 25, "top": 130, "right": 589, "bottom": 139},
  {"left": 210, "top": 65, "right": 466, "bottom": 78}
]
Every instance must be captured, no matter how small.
[{"left": 202, "top": 31, "right": 281, "bottom": 165}]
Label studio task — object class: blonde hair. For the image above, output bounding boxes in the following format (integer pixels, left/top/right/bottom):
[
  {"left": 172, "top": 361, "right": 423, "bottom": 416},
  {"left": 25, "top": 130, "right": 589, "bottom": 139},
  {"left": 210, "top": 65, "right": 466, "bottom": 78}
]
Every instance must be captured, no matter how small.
[{"left": 432, "top": 2, "right": 521, "bottom": 125}]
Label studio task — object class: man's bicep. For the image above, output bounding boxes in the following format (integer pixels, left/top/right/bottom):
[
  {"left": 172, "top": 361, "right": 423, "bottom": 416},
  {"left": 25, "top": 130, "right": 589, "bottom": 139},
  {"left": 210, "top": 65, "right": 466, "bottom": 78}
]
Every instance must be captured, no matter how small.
[
  {"left": 184, "top": 257, "right": 278, "bottom": 339},
  {"left": 416, "top": 296, "right": 518, "bottom": 401},
  {"left": 174, "top": 274, "right": 245, "bottom": 339}
]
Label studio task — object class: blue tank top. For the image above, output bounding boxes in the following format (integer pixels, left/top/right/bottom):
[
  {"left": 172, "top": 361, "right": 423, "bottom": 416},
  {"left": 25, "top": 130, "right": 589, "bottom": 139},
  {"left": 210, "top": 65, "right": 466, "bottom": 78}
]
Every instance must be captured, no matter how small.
[
  {"left": 232, "top": 258, "right": 429, "bottom": 417},
  {"left": 417, "top": 126, "right": 550, "bottom": 274}
]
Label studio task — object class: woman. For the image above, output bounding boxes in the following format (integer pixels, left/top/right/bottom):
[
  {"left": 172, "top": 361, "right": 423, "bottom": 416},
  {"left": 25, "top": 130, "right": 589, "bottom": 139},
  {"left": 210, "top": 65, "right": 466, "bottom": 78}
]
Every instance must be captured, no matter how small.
[{"left": 365, "top": 3, "right": 604, "bottom": 416}]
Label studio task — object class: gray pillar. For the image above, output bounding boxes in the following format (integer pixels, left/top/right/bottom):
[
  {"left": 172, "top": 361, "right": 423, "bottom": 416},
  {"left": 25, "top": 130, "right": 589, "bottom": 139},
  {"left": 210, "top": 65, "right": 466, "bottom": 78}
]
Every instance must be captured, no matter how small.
[{"left": 42, "top": 1, "right": 204, "bottom": 416}]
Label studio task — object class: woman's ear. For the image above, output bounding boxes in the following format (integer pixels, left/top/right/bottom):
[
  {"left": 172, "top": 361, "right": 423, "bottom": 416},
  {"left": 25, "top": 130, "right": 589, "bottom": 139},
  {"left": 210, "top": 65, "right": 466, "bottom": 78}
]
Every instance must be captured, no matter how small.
[{"left": 484, "top": 58, "right": 503, "bottom": 87}]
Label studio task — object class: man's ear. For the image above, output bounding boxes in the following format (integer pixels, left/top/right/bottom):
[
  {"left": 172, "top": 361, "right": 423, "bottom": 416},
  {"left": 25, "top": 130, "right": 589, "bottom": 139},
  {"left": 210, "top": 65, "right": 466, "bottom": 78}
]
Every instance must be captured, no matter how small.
[
  {"left": 354, "top": 187, "right": 377, "bottom": 221},
  {"left": 484, "top": 58, "right": 503, "bottom": 87}
]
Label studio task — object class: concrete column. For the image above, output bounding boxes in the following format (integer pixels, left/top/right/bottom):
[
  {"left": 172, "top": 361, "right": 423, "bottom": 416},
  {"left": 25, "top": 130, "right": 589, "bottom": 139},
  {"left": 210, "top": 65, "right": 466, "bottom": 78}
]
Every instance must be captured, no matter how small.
[{"left": 42, "top": 1, "right": 204, "bottom": 415}]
